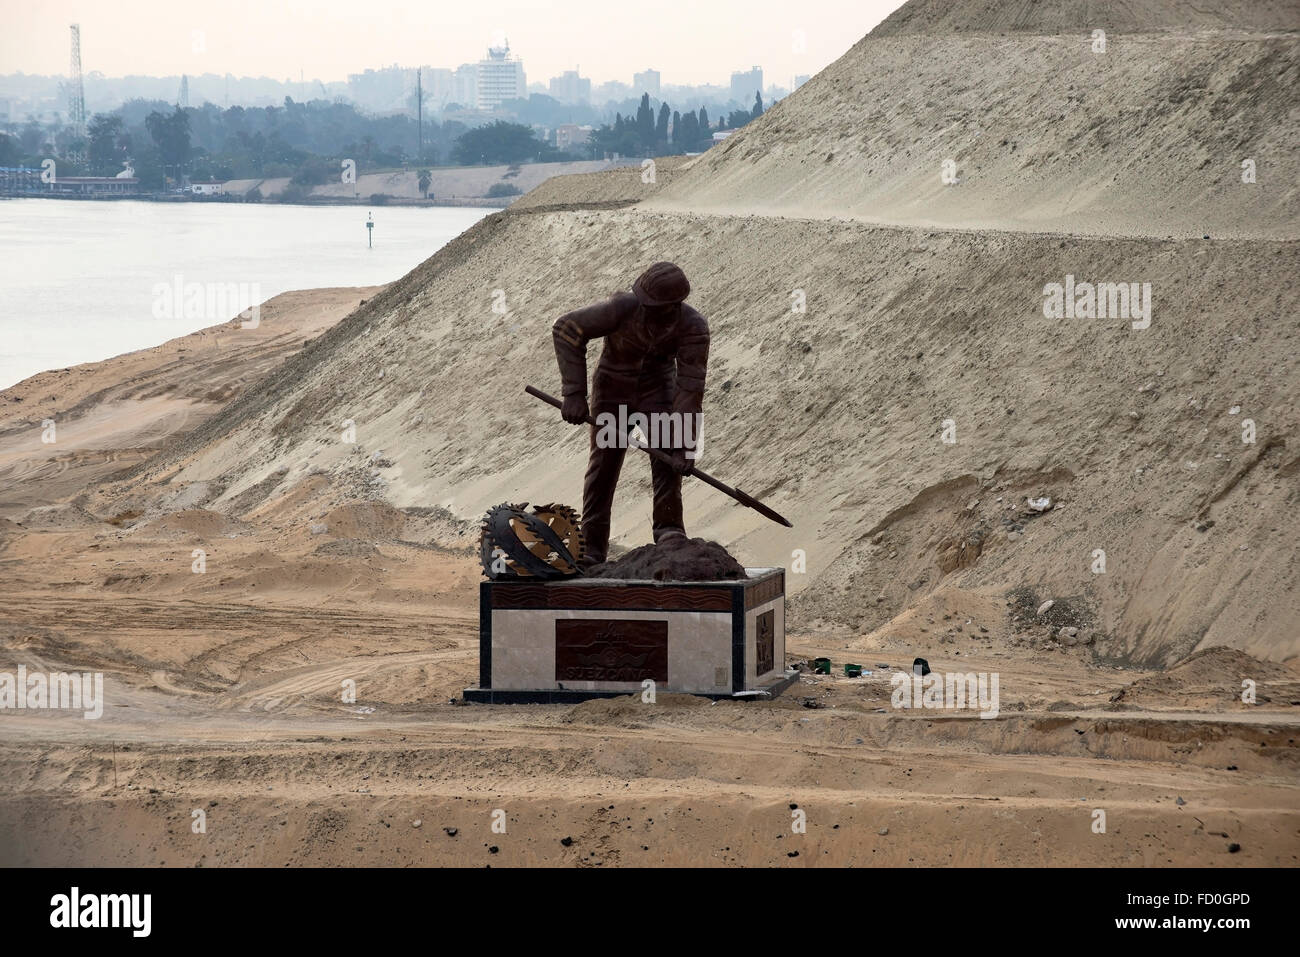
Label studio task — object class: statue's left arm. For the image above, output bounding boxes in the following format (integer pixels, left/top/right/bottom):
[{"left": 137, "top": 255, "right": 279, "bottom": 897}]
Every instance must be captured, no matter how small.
[
  {"left": 672, "top": 312, "right": 710, "bottom": 471},
  {"left": 673, "top": 311, "right": 710, "bottom": 418}
]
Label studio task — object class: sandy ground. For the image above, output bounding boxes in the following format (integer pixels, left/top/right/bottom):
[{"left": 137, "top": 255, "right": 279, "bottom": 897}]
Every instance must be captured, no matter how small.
[
  {"left": 2, "top": 0, "right": 1298, "bottom": 866},
  {"left": 0, "top": 288, "right": 1296, "bottom": 866},
  {"left": 0, "top": 532, "right": 1296, "bottom": 866},
  {"left": 0, "top": 287, "right": 383, "bottom": 521}
]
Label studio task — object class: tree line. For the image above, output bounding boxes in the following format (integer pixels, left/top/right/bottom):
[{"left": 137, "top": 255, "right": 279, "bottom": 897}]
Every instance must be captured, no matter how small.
[
  {"left": 589, "top": 91, "right": 764, "bottom": 157},
  {"left": 0, "top": 90, "right": 766, "bottom": 191}
]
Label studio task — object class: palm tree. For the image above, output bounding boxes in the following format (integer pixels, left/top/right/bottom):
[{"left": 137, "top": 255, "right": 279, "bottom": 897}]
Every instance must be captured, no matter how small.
[{"left": 417, "top": 168, "right": 432, "bottom": 199}]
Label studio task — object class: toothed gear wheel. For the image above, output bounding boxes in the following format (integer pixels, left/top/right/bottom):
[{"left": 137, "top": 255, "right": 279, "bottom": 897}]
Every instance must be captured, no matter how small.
[{"left": 480, "top": 502, "right": 584, "bottom": 579}]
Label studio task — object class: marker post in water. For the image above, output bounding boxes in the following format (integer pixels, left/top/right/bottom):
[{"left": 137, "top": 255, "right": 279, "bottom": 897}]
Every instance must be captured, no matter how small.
[{"left": 366, "top": 212, "right": 374, "bottom": 248}]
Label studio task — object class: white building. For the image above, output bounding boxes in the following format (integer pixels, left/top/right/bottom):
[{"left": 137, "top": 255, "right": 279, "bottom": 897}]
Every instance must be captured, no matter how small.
[
  {"left": 190, "top": 181, "right": 225, "bottom": 196},
  {"left": 730, "top": 65, "right": 763, "bottom": 105},
  {"left": 549, "top": 70, "right": 591, "bottom": 104},
  {"left": 424, "top": 68, "right": 455, "bottom": 108},
  {"left": 476, "top": 42, "right": 526, "bottom": 110},
  {"left": 452, "top": 64, "right": 478, "bottom": 109},
  {"left": 633, "top": 68, "right": 660, "bottom": 97},
  {"left": 346, "top": 65, "right": 409, "bottom": 112},
  {"left": 593, "top": 80, "right": 631, "bottom": 104}
]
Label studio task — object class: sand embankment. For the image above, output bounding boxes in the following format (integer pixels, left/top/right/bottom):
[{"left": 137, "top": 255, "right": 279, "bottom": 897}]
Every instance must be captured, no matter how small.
[
  {"left": 80, "top": 204, "right": 1299, "bottom": 666},
  {"left": 643, "top": 24, "right": 1299, "bottom": 238},
  {"left": 0, "top": 287, "right": 382, "bottom": 520},
  {"left": 224, "top": 160, "right": 635, "bottom": 206}
]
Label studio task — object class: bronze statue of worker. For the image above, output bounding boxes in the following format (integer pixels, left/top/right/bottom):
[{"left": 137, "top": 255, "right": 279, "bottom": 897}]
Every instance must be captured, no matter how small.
[{"left": 551, "top": 262, "right": 709, "bottom": 568}]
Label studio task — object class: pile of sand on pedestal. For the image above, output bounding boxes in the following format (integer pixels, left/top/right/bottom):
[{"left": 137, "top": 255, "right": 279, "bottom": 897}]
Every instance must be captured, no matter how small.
[{"left": 585, "top": 537, "right": 746, "bottom": 582}]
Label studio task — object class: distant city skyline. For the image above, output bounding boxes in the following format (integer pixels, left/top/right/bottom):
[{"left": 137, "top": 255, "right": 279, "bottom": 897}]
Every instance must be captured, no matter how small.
[{"left": 2, "top": 0, "right": 905, "bottom": 89}]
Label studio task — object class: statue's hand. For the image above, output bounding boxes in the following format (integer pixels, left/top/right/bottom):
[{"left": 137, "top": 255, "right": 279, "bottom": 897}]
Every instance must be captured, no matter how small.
[{"left": 561, "top": 395, "right": 589, "bottom": 424}]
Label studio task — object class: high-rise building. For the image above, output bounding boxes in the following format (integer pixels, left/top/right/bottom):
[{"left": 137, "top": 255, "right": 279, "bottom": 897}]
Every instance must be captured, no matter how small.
[
  {"left": 347, "top": 65, "right": 410, "bottom": 111},
  {"left": 633, "top": 69, "right": 661, "bottom": 97},
  {"left": 452, "top": 64, "right": 478, "bottom": 109},
  {"left": 424, "top": 68, "right": 455, "bottom": 108},
  {"left": 730, "top": 65, "right": 763, "bottom": 105},
  {"left": 593, "top": 80, "right": 632, "bottom": 104},
  {"left": 548, "top": 70, "right": 591, "bottom": 104},
  {"left": 793, "top": 75, "right": 811, "bottom": 91},
  {"left": 476, "top": 41, "right": 526, "bottom": 110}
]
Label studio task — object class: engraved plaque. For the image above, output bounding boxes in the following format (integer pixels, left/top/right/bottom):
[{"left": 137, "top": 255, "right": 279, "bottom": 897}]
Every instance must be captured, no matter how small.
[
  {"left": 555, "top": 619, "right": 668, "bottom": 682},
  {"left": 755, "top": 609, "right": 775, "bottom": 676}
]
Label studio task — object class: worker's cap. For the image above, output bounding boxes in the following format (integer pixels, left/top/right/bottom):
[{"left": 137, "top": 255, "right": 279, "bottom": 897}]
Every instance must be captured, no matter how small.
[{"left": 633, "top": 261, "right": 690, "bottom": 306}]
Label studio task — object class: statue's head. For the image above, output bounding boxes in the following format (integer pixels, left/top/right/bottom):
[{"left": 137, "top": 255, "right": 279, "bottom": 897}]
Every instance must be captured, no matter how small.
[{"left": 633, "top": 261, "right": 690, "bottom": 312}]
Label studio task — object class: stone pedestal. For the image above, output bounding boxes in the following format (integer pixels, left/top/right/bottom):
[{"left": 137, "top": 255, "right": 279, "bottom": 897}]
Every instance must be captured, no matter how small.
[{"left": 463, "top": 567, "right": 794, "bottom": 703}]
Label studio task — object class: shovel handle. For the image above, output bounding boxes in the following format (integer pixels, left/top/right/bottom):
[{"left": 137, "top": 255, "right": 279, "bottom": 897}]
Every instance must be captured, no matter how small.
[
  {"left": 525, "top": 385, "right": 793, "bottom": 528},
  {"left": 525, "top": 385, "right": 681, "bottom": 468}
]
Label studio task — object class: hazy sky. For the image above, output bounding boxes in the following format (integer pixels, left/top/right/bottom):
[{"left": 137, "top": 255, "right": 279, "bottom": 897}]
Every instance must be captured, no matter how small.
[{"left": 3, "top": 0, "right": 907, "bottom": 88}]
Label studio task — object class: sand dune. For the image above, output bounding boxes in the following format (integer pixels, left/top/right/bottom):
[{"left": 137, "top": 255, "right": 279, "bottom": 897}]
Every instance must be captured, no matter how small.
[
  {"left": 645, "top": 27, "right": 1299, "bottom": 238},
  {"left": 83, "top": 204, "right": 1299, "bottom": 666},
  {"left": 872, "top": 0, "right": 1300, "bottom": 35}
]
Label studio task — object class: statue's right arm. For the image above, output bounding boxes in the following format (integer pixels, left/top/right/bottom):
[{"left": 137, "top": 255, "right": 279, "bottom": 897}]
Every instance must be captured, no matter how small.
[{"left": 552, "top": 295, "right": 631, "bottom": 399}]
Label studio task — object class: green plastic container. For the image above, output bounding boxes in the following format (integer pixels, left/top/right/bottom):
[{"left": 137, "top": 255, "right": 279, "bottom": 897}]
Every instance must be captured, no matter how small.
[
  {"left": 844, "top": 663, "right": 863, "bottom": 678},
  {"left": 813, "top": 657, "right": 832, "bottom": 675}
]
